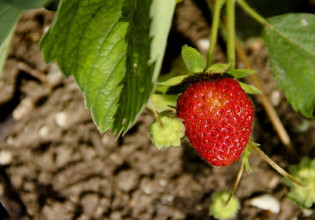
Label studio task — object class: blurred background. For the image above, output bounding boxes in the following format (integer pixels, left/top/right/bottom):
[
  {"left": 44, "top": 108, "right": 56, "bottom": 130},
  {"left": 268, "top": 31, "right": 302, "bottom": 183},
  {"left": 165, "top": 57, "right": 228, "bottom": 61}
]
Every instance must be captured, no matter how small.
[{"left": 0, "top": 0, "right": 314, "bottom": 219}]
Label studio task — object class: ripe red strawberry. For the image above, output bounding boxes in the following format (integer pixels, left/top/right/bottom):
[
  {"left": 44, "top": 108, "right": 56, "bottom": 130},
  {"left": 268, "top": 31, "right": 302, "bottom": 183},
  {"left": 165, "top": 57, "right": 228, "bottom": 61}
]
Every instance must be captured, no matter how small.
[{"left": 177, "top": 77, "right": 253, "bottom": 166}]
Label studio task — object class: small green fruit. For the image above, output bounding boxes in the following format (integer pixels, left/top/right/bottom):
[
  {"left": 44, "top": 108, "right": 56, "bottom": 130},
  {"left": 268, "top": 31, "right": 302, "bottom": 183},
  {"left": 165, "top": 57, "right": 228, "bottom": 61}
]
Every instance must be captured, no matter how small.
[
  {"left": 286, "top": 157, "right": 315, "bottom": 209},
  {"left": 149, "top": 113, "right": 185, "bottom": 149},
  {"left": 209, "top": 191, "right": 240, "bottom": 220}
]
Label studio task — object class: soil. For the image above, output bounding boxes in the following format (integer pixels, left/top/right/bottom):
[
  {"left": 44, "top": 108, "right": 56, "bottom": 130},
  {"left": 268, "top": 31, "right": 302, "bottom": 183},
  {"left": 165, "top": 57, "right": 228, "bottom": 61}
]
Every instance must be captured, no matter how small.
[{"left": 0, "top": 2, "right": 314, "bottom": 220}]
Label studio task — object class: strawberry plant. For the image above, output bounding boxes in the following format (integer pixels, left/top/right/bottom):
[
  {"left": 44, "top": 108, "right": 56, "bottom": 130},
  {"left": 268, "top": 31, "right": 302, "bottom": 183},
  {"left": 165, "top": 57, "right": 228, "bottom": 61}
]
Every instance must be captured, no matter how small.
[{"left": 0, "top": 0, "right": 314, "bottom": 217}]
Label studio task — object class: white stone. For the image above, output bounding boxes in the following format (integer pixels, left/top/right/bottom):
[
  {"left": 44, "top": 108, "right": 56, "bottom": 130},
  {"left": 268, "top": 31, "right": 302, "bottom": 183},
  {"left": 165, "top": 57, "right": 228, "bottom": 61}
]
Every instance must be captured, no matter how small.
[
  {"left": 270, "top": 90, "right": 281, "bottom": 106},
  {"left": 55, "top": 112, "right": 68, "bottom": 128},
  {"left": 13, "top": 98, "right": 33, "bottom": 121},
  {"left": 302, "top": 208, "right": 313, "bottom": 217},
  {"left": 47, "top": 63, "right": 63, "bottom": 85},
  {"left": 39, "top": 125, "right": 50, "bottom": 137},
  {"left": 197, "top": 38, "right": 210, "bottom": 52},
  {"left": 0, "top": 150, "right": 13, "bottom": 165},
  {"left": 249, "top": 194, "right": 280, "bottom": 214}
]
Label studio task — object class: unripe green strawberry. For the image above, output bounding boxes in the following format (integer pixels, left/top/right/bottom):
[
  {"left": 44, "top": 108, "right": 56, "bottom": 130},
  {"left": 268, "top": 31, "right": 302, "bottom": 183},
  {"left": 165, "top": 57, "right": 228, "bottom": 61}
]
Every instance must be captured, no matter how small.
[
  {"left": 149, "top": 113, "right": 185, "bottom": 150},
  {"left": 177, "top": 77, "right": 253, "bottom": 166},
  {"left": 209, "top": 191, "right": 240, "bottom": 220},
  {"left": 285, "top": 157, "right": 315, "bottom": 209}
]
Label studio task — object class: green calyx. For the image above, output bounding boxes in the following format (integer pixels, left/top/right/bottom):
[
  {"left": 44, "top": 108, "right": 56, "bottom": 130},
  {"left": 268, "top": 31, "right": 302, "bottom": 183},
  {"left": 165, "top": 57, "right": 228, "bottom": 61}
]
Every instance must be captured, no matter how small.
[
  {"left": 149, "top": 114, "right": 185, "bottom": 150},
  {"left": 209, "top": 191, "right": 240, "bottom": 220},
  {"left": 286, "top": 157, "right": 315, "bottom": 209},
  {"left": 155, "top": 45, "right": 261, "bottom": 96}
]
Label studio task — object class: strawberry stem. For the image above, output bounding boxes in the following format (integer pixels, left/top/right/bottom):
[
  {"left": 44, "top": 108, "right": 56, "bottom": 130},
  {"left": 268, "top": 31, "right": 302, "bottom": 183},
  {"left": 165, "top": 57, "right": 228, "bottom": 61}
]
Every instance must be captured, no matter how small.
[
  {"left": 150, "top": 100, "right": 164, "bottom": 128},
  {"left": 225, "top": 161, "right": 244, "bottom": 206},
  {"left": 251, "top": 142, "right": 306, "bottom": 187},
  {"left": 235, "top": 0, "right": 269, "bottom": 27},
  {"left": 207, "top": 0, "right": 226, "bottom": 68},
  {"left": 226, "top": 0, "right": 235, "bottom": 69}
]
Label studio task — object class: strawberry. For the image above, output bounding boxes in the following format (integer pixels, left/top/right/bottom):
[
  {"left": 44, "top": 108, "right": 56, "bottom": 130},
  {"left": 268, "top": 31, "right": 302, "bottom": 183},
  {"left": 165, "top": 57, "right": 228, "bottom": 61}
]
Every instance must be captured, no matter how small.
[{"left": 177, "top": 77, "right": 253, "bottom": 166}]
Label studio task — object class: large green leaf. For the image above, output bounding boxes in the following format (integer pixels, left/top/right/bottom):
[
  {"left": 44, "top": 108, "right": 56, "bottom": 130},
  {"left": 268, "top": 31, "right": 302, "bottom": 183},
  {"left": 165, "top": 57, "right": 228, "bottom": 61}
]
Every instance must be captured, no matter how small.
[
  {"left": 0, "top": 25, "right": 15, "bottom": 77},
  {"left": 263, "top": 13, "right": 315, "bottom": 117},
  {"left": 0, "top": 1, "right": 21, "bottom": 45},
  {"left": 8, "top": 0, "right": 49, "bottom": 10},
  {"left": 40, "top": 0, "right": 175, "bottom": 134}
]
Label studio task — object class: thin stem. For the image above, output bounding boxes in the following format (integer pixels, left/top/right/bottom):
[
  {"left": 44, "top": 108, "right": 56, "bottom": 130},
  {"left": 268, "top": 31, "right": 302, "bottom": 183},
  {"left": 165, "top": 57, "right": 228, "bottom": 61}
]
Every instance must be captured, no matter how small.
[
  {"left": 236, "top": 0, "right": 269, "bottom": 26},
  {"left": 251, "top": 143, "right": 305, "bottom": 187},
  {"left": 225, "top": 161, "right": 244, "bottom": 206},
  {"left": 226, "top": 0, "right": 235, "bottom": 69},
  {"left": 207, "top": 0, "right": 226, "bottom": 68},
  {"left": 150, "top": 100, "right": 164, "bottom": 128}
]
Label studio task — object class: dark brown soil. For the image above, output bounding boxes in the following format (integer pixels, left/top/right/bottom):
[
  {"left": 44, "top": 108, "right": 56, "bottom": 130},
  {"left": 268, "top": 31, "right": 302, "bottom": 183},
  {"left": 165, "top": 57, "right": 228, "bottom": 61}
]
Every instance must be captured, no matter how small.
[{"left": 0, "top": 2, "right": 314, "bottom": 220}]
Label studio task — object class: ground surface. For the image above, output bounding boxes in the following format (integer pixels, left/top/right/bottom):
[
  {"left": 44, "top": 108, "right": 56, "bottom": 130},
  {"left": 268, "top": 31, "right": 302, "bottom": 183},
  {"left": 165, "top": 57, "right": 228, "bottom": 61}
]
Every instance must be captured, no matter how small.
[{"left": 0, "top": 2, "right": 314, "bottom": 220}]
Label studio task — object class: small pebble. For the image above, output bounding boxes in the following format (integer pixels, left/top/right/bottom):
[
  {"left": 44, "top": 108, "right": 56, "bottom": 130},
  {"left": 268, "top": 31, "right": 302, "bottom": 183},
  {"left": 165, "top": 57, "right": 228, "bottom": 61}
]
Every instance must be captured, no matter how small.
[
  {"left": 55, "top": 112, "right": 68, "bottom": 128},
  {"left": 116, "top": 170, "right": 138, "bottom": 192},
  {"left": 197, "top": 38, "right": 210, "bottom": 52},
  {"left": 39, "top": 125, "right": 50, "bottom": 137},
  {"left": 158, "top": 179, "right": 167, "bottom": 187},
  {"left": 0, "top": 151, "right": 13, "bottom": 165},
  {"left": 302, "top": 208, "right": 314, "bottom": 217},
  {"left": 270, "top": 90, "right": 281, "bottom": 106},
  {"left": 249, "top": 194, "right": 280, "bottom": 214},
  {"left": 47, "top": 63, "right": 63, "bottom": 86},
  {"left": 13, "top": 98, "right": 33, "bottom": 121}
]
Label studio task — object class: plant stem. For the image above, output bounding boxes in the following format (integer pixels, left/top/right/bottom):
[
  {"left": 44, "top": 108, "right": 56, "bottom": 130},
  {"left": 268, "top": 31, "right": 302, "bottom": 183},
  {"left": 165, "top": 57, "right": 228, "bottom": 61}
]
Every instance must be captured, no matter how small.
[
  {"left": 150, "top": 100, "right": 164, "bottom": 128},
  {"left": 207, "top": 0, "right": 226, "bottom": 68},
  {"left": 226, "top": 0, "right": 235, "bottom": 69},
  {"left": 234, "top": 39, "right": 297, "bottom": 157},
  {"left": 236, "top": 0, "right": 269, "bottom": 26},
  {"left": 225, "top": 161, "right": 244, "bottom": 206},
  {"left": 251, "top": 143, "right": 305, "bottom": 187}
]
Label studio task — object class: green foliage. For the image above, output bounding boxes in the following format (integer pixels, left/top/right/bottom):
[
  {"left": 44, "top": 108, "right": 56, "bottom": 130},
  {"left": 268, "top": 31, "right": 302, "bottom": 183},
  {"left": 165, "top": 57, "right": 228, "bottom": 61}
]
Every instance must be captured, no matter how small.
[
  {"left": 286, "top": 157, "right": 315, "bottom": 209},
  {"left": 156, "top": 75, "right": 189, "bottom": 87},
  {"left": 181, "top": 45, "right": 205, "bottom": 74},
  {"left": 227, "top": 69, "right": 256, "bottom": 78},
  {"left": 8, "top": 0, "right": 49, "bottom": 10},
  {"left": 40, "top": 0, "right": 175, "bottom": 135},
  {"left": 263, "top": 13, "right": 315, "bottom": 118},
  {"left": 0, "top": 1, "right": 21, "bottom": 46},
  {"left": 238, "top": 81, "right": 262, "bottom": 94},
  {"left": 151, "top": 94, "right": 178, "bottom": 112},
  {"left": 205, "top": 63, "right": 230, "bottom": 74},
  {"left": 0, "top": 24, "right": 15, "bottom": 77},
  {"left": 150, "top": 0, "right": 176, "bottom": 82}
]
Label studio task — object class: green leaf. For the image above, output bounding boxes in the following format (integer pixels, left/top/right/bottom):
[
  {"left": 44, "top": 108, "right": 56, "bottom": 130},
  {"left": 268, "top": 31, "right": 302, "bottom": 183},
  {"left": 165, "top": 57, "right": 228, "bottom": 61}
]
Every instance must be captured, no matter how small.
[
  {"left": 239, "top": 82, "right": 262, "bottom": 94},
  {"left": 149, "top": 0, "right": 176, "bottom": 82},
  {"left": 151, "top": 94, "right": 178, "bottom": 112},
  {"left": 8, "top": 0, "right": 49, "bottom": 10},
  {"left": 0, "top": 24, "right": 15, "bottom": 78},
  {"left": 181, "top": 45, "right": 205, "bottom": 73},
  {"left": 40, "top": 0, "right": 175, "bottom": 135},
  {"left": 263, "top": 13, "right": 315, "bottom": 117},
  {"left": 227, "top": 69, "right": 256, "bottom": 78},
  {"left": 156, "top": 75, "right": 189, "bottom": 87},
  {"left": 205, "top": 63, "right": 230, "bottom": 74},
  {"left": 0, "top": 1, "right": 21, "bottom": 46}
]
